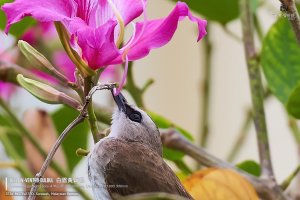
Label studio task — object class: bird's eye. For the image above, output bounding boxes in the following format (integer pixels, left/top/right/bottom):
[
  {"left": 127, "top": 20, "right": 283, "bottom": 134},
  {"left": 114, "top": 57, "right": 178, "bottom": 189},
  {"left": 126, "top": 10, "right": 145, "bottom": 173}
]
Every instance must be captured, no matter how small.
[{"left": 129, "top": 111, "right": 142, "bottom": 123}]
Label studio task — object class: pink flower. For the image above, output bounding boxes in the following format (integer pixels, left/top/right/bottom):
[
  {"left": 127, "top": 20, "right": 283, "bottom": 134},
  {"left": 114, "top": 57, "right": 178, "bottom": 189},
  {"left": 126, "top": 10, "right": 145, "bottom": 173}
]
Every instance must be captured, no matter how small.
[
  {"left": 2, "top": 0, "right": 207, "bottom": 69},
  {"left": 21, "top": 22, "right": 56, "bottom": 45},
  {"left": 0, "top": 81, "right": 15, "bottom": 100}
]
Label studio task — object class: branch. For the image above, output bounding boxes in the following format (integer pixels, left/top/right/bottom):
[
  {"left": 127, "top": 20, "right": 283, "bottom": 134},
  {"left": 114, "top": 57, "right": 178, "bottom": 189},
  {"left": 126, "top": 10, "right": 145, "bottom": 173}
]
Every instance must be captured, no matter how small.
[
  {"left": 240, "top": 0, "right": 286, "bottom": 198},
  {"left": 28, "top": 111, "right": 87, "bottom": 200},
  {"left": 280, "top": 0, "right": 300, "bottom": 45},
  {"left": 160, "top": 129, "right": 283, "bottom": 200},
  {"left": 281, "top": 165, "right": 300, "bottom": 190},
  {"left": 27, "top": 83, "right": 116, "bottom": 200},
  {"left": 200, "top": 24, "right": 212, "bottom": 148}
]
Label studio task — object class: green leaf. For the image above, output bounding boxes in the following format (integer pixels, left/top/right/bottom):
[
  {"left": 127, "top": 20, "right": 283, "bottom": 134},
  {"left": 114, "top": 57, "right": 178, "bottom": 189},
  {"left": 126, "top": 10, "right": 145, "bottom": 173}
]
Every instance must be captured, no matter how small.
[
  {"left": 287, "top": 83, "right": 300, "bottom": 118},
  {"left": 148, "top": 111, "right": 193, "bottom": 141},
  {"left": 163, "top": 147, "right": 185, "bottom": 162},
  {"left": 0, "top": 0, "right": 36, "bottom": 38},
  {"left": 51, "top": 106, "right": 89, "bottom": 172},
  {"left": 261, "top": 18, "right": 300, "bottom": 118},
  {"left": 236, "top": 160, "right": 261, "bottom": 177},
  {"left": 171, "top": 0, "right": 239, "bottom": 24},
  {"left": 148, "top": 111, "right": 193, "bottom": 163},
  {"left": 0, "top": 114, "right": 25, "bottom": 158},
  {"left": 250, "top": 0, "right": 259, "bottom": 14}
]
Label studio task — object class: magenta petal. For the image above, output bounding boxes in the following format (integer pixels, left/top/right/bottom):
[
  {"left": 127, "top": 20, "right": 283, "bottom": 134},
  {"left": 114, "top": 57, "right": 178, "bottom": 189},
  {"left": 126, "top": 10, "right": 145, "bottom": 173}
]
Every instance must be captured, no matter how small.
[
  {"left": 53, "top": 51, "right": 76, "bottom": 82},
  {"left": 2, "top": 0, "right": 76, "bottom": 33},
  {"left": 75, "top": 20, "right": 120, "bottom": 69},
  {"left": 114, "top": 2, "right": 207, "bottom": 62},
  {"left": 95, "top": 0, "right": 145, "bottom": 26}
]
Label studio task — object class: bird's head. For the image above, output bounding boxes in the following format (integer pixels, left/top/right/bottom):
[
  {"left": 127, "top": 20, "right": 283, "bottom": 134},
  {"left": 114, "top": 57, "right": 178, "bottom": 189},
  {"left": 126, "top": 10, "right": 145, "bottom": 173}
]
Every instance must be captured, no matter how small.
[{"left": 109, "top": 90, "right": 162, "bottom": 155}]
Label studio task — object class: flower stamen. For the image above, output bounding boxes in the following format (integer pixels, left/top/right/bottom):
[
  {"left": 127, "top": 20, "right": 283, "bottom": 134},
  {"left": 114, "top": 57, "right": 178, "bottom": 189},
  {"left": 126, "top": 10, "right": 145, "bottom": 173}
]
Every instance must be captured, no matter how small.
[
  {"left": 113, "top": 55, "right": 128, "bottom": 95},
  {"left": 107, "top": 0, "right": 125, "bottom": 48}
]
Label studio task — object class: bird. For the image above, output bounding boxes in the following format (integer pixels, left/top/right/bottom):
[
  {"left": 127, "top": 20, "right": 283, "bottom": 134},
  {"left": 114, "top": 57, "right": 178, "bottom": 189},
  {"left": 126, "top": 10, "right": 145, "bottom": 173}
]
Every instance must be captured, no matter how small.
[{"left": 87, "top": 90, "right": 192, "bottom": 200}]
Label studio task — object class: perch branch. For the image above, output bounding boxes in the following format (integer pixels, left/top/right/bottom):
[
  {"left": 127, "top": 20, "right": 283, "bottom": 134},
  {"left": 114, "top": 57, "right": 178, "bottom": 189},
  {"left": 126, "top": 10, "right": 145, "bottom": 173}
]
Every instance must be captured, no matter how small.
[
  {"left": 0, "top": 98, "right": 91, "bottom": 199},
  {"left": 161, "top": 129, "right": 283, "bottom": 200},
  {"left": 28, "top": 83, "right": 116, "bottom": 200}
]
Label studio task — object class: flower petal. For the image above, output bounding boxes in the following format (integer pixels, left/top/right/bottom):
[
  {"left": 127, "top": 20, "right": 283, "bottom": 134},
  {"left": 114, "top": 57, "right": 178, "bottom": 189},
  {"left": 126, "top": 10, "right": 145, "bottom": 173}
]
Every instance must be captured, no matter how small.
[
  {"left": 2, "top": 0, "right": 76, "bottom": 33},
  {"left": 75, "top": 20, "right": 120, "bottom": 69},
  {"left": 115, "top": 2, "right": 207, "bottom": 62},
  {"left": 53, "top": 51, "right": 76, "bottom": 82},
  {"left": 93, "top": 0, "right": 145, "bottom": 26}
]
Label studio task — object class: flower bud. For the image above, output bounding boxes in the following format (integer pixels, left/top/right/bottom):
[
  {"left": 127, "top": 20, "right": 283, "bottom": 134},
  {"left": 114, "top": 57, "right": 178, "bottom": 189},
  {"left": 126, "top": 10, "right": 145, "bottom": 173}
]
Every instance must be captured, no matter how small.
[
  {"left": 17, "top": 74, "right": 81, "bottom": 109},
  {"left": 18, "top": 40, "right": 69, "bottom": 82}
]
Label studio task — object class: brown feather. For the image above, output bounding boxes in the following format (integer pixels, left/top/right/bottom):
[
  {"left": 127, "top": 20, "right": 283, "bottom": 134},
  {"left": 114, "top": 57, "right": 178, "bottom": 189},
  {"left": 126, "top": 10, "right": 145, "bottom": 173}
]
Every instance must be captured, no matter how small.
[{"left": 90, "top": 138, "right": 192, "bottom": 199}]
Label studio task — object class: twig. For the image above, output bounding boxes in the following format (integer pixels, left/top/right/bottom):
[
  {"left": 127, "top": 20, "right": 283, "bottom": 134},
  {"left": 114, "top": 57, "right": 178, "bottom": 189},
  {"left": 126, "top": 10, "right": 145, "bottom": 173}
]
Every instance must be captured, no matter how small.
[
  {"left": 221, "top": 25, "right": 243, "bottom": 42},
  {"left": 227, "top": 88, "right": 272, "bottom": 162},
  {"left": 279, "top": 0, "right": 300, "bottom": 45},
  {"left": 28, "top": 83, "right": 116, "bottom": 200},
  {"left": 28, "top": 111, "right": 87, "bottom": 200},
  {"left": 227, "top": 109, "right": 253, "bottom": 162},
  {"left": 288, "top": 117, "right": 300, "bottom": 145},
  {"left": 200, "top": 24, "right": 212, "bottom": 148},
  {"left": 160, "top": 129, "right": 282, "bottom": 200},
  {"left": 281, "top": 165, "right": 300, "bottom": 190},
  {"left": 125, "top": 62, "right": 145, "bottom": 108},
  {"left": 0, "top": 98, "right": 91, "bottom": 199}
]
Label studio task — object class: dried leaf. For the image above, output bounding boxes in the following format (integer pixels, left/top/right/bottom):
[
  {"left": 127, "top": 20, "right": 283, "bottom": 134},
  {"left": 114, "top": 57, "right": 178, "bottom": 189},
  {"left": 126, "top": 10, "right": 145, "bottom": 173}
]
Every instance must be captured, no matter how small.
[
  {"left": 23, "top": 109, "right": 67, "bottom": 200},
  {"left": 183, "top": 168, "right": 259, "bottom": 200}
]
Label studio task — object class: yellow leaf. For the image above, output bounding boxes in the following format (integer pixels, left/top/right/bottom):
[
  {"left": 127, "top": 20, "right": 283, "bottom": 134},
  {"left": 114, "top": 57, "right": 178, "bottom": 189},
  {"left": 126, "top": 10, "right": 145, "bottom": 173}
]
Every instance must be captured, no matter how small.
[
  {"left": 183, "top": 168, "right": 259, "bottom": 200},
  {"left": 0, "top": 181, "right": 13, "bottom": 200}
]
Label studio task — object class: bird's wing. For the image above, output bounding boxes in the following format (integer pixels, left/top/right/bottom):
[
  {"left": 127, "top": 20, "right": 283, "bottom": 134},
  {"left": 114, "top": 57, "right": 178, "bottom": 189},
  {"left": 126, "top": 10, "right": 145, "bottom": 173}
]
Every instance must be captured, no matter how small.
[{"left": 95, "top": 138, "right": 192, "bottom": 199}]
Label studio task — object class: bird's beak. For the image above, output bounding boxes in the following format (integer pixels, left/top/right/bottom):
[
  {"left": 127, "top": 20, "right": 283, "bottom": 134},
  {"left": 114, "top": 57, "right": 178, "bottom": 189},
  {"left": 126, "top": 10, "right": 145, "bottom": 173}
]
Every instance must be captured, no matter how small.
[{"left": 111, "top": 90, "right": 127, "bottom": 112}]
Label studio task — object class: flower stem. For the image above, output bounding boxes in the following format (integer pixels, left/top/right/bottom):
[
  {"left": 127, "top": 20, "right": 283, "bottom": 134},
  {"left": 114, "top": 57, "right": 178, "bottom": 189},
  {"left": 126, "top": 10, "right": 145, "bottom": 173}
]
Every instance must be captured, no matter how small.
[
  {"left": 200, "top": 24, "right": 212, "bottom": 148},
  {"left": 84, "top": 76, "right": 101, "bottom": 142},
  {"left": 125, "top": 62, "right": 145, "bottom": 108}
]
